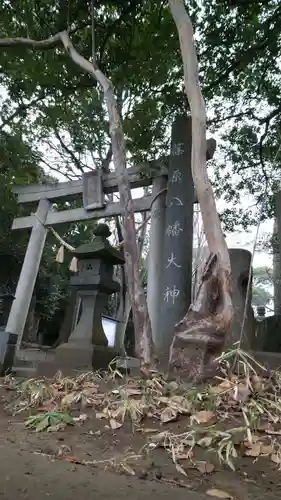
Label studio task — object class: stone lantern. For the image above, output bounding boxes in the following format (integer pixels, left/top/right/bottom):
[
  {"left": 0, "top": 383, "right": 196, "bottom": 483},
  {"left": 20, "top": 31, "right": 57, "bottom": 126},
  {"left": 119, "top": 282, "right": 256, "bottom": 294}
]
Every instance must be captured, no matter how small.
[{"left": 51, "top": 223, "right": 125, "bottom": 374}]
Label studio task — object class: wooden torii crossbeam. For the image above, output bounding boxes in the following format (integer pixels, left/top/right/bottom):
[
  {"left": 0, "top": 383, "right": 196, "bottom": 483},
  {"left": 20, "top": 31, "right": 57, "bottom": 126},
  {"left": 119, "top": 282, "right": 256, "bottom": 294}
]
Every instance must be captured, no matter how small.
[{"left": 12, "top": 160, "right": 169, "bottom": 230}]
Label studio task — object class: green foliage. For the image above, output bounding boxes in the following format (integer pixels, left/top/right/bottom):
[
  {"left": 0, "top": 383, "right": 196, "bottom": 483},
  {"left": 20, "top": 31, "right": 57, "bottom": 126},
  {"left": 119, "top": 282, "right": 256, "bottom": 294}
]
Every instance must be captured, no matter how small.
[
  {"left": 252, "top": 266, "right": 273, "bottom": 308},
  {"left": 25, "top": 411, "right": 75, "bottom": 432},
  {"left": 0, "top": 128, "right": 96, "bottom": 324},
  {"left": 0, "top": 0, "right": 280, "bottom": 231},
  {"left": 0, "top": 130, "right": 44, "bottom": 290},
  {"left": 0, "top": 0, "right": 280, "bottom": 331}
]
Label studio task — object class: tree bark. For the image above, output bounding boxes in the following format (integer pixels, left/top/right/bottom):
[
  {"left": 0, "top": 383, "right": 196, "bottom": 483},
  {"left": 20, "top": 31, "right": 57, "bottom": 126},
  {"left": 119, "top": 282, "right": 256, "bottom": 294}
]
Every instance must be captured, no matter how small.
[
  {"left": 0, "top": 31, "right": 155, "bottom": 375},
  {"left": 168, "top": 0, "right": 233, "bottom": 381}
]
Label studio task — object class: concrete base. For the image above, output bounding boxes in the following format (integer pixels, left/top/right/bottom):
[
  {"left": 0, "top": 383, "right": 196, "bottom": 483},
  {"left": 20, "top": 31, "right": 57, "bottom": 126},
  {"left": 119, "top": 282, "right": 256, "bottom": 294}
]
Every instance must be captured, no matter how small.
[
  {"left": 35, "top": 343, "right": 122, "bottom": 378},
  {"left": 36, "top": 342, "right": 93, "bottom": 377}
]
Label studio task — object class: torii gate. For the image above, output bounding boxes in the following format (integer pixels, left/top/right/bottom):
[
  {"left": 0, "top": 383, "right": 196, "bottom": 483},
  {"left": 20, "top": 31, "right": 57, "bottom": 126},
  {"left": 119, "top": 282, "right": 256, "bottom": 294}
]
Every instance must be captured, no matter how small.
[{"left": 5, "top": 116, "right": 216, "bottom": 359}]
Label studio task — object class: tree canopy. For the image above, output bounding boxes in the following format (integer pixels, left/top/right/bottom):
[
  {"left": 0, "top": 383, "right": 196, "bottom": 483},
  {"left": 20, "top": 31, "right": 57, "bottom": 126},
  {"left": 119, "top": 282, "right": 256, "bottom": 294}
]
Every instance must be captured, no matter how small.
[{"left": 1, "top": 0, "right": 281, "bottom": 228}]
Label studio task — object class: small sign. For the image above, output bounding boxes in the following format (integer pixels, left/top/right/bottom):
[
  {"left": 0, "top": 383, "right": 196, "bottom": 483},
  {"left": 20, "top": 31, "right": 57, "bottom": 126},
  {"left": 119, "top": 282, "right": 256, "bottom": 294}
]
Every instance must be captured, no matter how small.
[{"left": 83, "top": 170, "right": 105, "bottom": 211}]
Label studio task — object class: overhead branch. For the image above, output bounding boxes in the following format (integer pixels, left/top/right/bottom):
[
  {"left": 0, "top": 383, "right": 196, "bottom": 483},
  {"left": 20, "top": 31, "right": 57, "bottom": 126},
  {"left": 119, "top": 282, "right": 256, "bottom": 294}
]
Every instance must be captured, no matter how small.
[
  {"left": 260, "top": 105, "right": 281, "bottom": 125},
  {"left": 205, "top": 4, "right": 281, "bottom": 92},
  {"left": 207, "top": 110, "right": 257, "bottom": 126},
  {"left": 53, "top": 126, "right": 86, "bottom": 173},
  {"left": 0, "top": 33, "right": 63, "bottom": 50},
  {"left": 97, "top": 0, "right": 140, "bottom": 66},
  {"left": 39, "top": 157, "right": 75, "bottom": 181},
  {"left": 0, "top": 91, "right": 47, "bottom": 131}
]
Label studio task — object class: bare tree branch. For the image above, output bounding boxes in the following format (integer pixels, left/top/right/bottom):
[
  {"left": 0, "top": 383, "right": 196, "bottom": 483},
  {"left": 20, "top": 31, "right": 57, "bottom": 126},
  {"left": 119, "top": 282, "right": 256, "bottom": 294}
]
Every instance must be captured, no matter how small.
[
  {"left": 0, "top": 92, "right": 47, "bottom": 131},
  {"left": 53, "top": 126, "right": 86, "bottom": 173},
  {"left": 168, "top": 0, "right": 233, "bottom": 381},
  {"left": 39, "top": 157, "right": 75, "bottom": 181},
  {"left": 0, "top": 33, "right": 63, "bottom": 50}
]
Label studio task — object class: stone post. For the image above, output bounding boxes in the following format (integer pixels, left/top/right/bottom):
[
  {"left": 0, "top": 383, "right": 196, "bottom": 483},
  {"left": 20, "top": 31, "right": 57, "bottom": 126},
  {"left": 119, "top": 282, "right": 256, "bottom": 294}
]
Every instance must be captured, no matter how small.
[
  {"left": 147, "top": 176, "right": 167, "bottom": 348},
  {"left": 272, "top": 216, "right": 281, "bottom": 314},
  {"left": 227, "top": 249, "right": 256, "bottom": 350},
  {"left": 159, "top": 116, "right": 194, "bottom": 355},
  {"left": 2, "top": 199, "right": 50, "bottom": 374},
  {"left": 5, "top": 198, "right": 50, "bottom": 344}
]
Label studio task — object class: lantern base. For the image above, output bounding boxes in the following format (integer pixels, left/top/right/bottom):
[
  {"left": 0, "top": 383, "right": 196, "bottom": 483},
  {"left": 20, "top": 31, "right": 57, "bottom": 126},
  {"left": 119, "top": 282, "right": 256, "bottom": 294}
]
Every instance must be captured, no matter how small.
[
  {"left": 36, "top": 341, "right": 93, "bottom": 377},
  {"left": 35, "top": 342, "right": 122, "bottom": 377}
]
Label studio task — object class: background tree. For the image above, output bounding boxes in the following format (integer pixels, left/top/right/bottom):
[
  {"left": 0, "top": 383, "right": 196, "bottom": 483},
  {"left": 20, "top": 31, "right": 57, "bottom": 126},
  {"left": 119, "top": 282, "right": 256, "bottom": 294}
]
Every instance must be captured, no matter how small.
[
  {"left": 1, "top": 0, "right": 281, "bottom": 228},
  {"left": 252, "top": 266, "right": 273, "bottom": 310}
]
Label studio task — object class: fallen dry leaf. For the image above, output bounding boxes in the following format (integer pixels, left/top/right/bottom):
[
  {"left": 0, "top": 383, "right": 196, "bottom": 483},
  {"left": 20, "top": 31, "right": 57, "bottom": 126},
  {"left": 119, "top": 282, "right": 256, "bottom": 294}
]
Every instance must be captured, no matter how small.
[
  {"left": 158, "top": 396, "right": 170, "bottom": 404},
  {"left": 124, "top": 388, "right": 142, "bottom": 396},
  {"left": 209, "top": 385, "right": 226, "bottom": 395},
  {"left": 197, "top": 436, "right": 213, "bottom": 448},
  {"left": 95, "top": 412, "right": 107, "bottom": 420},
  {"left": 175, "top": 462, "right": 187, "bottom": 476},
  {"left": 232, "top": 383, "right": 250, "bottom": 402},
  {"left": 244, "top": 442, "right": 262, "bottom": 457},
  {"left": 260, "top": 443, "right": 274, "bottom": 455},
  {"left": 192, "top": 410, "right": 216, "bottom": 424},
  {"left": 206, "top": 488, "right": 233, "bottom": 499},
  {"left": 160, "top": 407, "right": 178, "bottom": 423},
  {"left": 271, "top": 453, "right": 281, "bottom": 464},
  {"left": 218, "top": 379, "right": 233, "bottom": 390},
  {"left": 169, "top": 395, "right": 192, "bottom": 414},
  {"left": 109, "top": 418, "right": 123, "bottom": 430},
  {"left": 251, "top": 375, "right": 263, "bottom": 392},
  {"left": 140, "top": 428, "right": 159, "bottom": 433},
  {"left": 265, "top": 429, "right": 281, "bottom": 436},
  {"left": 176, "top": 451, "right": 193, "bottom": 460},
  {"left": 196, "top": 461, "right": 215, "bottom": 474}
]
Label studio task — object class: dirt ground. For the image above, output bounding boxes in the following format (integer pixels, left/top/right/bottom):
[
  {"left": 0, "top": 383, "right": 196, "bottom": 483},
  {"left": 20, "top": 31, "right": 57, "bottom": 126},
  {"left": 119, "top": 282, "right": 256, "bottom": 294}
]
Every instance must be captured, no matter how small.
[{"left": 0, "top": 377, "right": 280, "bottom": 500}]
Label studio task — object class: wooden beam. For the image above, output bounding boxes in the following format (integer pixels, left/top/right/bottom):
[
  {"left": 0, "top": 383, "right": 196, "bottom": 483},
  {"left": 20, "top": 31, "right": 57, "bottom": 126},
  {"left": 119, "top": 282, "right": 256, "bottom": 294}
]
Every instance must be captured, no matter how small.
[
  {"left": 12, "top": 195, "right": 154, "bottom": 230},
  {"left": 13, "top": 139, "right": 216, "bottom": 206},
  {"left": 82, "top": 169, "right": 104, "bottom": 210},
  {"left": 14, "top": 161, "right": 169, "bottom": 204}
]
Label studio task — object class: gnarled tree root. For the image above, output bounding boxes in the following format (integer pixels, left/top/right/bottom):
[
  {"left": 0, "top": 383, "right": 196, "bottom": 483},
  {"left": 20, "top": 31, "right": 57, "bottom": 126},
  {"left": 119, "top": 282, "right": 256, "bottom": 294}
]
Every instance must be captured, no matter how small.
[{"left": 168, "top": 253, "right": 233, "bottom": 382}]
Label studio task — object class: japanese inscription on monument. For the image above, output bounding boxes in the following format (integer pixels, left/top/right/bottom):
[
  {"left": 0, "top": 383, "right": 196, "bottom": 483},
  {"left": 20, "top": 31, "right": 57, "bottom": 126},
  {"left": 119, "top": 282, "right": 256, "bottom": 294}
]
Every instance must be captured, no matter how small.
[{"left": 160, "top": 117, "right": 194, "bottom": 354}]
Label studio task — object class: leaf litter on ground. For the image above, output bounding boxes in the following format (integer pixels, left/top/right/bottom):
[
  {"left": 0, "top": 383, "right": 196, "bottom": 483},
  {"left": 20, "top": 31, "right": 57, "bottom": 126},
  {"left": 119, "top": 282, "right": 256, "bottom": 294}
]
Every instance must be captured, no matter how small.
[{"left": 2, "top": 349, "right": 281, "bottom": 477}]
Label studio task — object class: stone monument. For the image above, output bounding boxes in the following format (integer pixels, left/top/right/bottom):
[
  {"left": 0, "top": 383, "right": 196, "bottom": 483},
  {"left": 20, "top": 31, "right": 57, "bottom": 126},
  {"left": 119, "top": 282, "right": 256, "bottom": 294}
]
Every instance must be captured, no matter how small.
[{"left": 227, "top": 249, "right": 256, "bottom": 349}]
